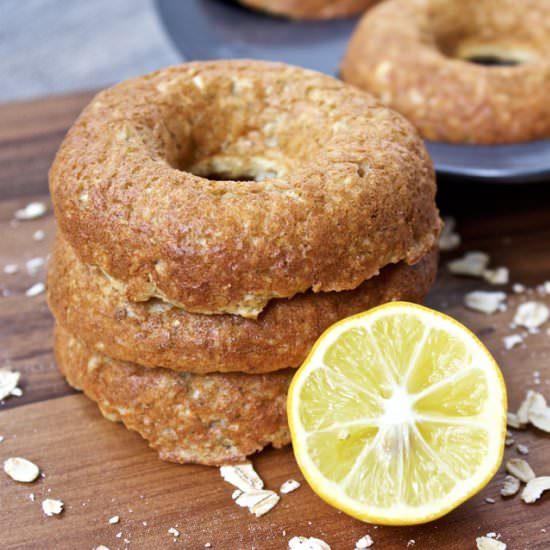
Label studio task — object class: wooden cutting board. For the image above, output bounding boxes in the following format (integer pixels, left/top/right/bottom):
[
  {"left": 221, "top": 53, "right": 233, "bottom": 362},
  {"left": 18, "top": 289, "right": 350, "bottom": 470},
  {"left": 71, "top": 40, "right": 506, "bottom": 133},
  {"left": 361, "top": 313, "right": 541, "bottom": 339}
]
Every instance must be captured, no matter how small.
[{"left": 1, "top": 93, "right": 549, "bottom": 550}]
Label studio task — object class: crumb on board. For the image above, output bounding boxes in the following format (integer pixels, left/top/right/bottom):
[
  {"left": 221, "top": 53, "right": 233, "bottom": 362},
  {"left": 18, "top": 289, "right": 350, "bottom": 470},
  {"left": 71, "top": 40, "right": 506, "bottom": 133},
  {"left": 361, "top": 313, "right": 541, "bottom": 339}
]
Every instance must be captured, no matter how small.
[
  {"left": 513, "top": 301, "right": 549, "bottom": 329},
  {"left": 476, "top": 536, "right": 507, "bottom": 550},
  {"left": 355, "top": 534, "right": 374, "bottom": 548},
  {"left": 506, "top": 458, "right": 535, "bottom": 483},
  {"left": 3, "top": 456, "right": 40, "bottom": 483},
  {"left": 14, "top": 201, "right": 47, "bottom": 221},
  {"left": 280, "top": 479, "right": 301, "bottom": 494},
  {"left": 521, "top": 476, "right": 550, "bottom": 504},
  {"left": 25, "top": 282, "right": 45, "bottom": 297},
  {"left": 500, "top": 475, "right": 520, "bottom": 497},
  {"left": 288, "top": 536, "right": 331, "bottom": 550},
  {"left": 0, "top": 369, "right": 21, "bottom": 401},
  {"left": 42, "top": 498, "right": 64, "bottom": 516},
  {"left": 464, "top": 290, "right": 506, "bottom": 314}
]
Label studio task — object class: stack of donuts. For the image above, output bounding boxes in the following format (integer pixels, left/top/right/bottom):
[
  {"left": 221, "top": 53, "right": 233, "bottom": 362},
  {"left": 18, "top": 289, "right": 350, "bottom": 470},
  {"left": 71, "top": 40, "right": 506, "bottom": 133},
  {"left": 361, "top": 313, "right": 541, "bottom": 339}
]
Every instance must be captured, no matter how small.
[{"left": 47, "top": 61, "right": 441, "bottom": 466}]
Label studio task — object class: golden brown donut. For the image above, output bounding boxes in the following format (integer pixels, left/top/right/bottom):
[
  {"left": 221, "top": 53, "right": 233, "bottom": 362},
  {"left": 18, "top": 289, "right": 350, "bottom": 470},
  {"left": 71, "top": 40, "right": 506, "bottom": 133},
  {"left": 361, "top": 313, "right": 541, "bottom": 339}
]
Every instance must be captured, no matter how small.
[
  {"left": 341, "top": 0, "right": 550, "bottom": 144},
  {"left": 54, "top": 325, "right": 291, "bottom": 466},
  {"left": 49, "top": 60, "right": 440, "bottom": 318},
  {"left": 238, "top": 0, "right": 377, "bottom": 20},
  {"left": 48, "top": 234, "right": 438, "bottom": 374}
]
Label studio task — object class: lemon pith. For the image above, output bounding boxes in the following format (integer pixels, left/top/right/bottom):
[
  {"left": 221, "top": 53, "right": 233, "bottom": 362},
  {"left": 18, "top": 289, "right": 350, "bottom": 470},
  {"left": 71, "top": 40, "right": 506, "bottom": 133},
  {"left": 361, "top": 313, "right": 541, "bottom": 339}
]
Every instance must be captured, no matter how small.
[{"left": 288, "top": 302, "right": 507, "bottom": 525}]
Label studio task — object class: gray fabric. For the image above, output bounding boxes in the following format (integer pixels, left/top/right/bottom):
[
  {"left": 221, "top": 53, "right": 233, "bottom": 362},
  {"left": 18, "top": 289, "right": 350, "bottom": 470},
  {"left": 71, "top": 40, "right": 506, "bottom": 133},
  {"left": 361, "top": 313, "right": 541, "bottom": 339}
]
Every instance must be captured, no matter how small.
[{"left": 0, "top": 0, "right": 181, "bottom": 103}]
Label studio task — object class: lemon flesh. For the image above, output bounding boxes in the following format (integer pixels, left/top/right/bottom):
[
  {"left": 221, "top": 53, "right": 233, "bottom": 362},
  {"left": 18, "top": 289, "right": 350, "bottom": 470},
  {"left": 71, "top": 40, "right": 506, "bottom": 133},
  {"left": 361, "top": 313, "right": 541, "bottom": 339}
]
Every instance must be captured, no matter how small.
[{"left": 288, "top": 302, "right": 507, "bottom": 525}]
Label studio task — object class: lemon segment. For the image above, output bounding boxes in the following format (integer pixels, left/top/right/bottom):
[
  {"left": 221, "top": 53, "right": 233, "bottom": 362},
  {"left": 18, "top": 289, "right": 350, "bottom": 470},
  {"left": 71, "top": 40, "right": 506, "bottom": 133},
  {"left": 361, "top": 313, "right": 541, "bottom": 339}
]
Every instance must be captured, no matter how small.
[{"left": 288, "top": 302, "right": 507, "bottom": 525}]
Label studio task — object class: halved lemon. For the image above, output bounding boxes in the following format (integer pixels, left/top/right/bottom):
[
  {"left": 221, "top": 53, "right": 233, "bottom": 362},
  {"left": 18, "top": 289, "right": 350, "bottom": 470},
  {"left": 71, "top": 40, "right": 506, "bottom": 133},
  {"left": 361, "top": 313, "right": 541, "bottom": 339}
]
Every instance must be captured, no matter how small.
[{"left": 288, "top": 302, "right": 507, "bottom": 525}]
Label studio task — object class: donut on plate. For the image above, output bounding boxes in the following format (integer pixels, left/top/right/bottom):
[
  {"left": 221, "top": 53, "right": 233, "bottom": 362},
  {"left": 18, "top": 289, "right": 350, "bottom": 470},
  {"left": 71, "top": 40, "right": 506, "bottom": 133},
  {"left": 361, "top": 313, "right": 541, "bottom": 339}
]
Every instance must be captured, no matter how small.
[
  {"left": 238, "top": 0, "right": 377, "bottom": 20},
  {"left": 341, "top": 0, "right": 550, "bottom": 144},
  {"left": 49, "top": 60, "right": 440, "bottom": 319},
  {"left": 48, "top": 234, "right": 438, "bottom": 374}
]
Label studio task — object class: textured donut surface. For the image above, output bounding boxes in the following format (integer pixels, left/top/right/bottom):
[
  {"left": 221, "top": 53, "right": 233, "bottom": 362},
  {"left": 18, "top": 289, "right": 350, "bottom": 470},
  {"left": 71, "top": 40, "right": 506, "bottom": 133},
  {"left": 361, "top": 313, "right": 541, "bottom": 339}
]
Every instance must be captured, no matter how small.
[
  {"left": 48, "top": 234, "right": 438, "bottom": 374},
  {"left": 54, "top": 325, "right": 291, "bottom": 466},
  {"left": 49, "top": 60, "right": 440, "bottom": 317},
  {"left": 239, "top": 0, "right": 377, "bottom": 19},
  {"left": 341, "top": 0, "right": 550, "bottom": 144}
]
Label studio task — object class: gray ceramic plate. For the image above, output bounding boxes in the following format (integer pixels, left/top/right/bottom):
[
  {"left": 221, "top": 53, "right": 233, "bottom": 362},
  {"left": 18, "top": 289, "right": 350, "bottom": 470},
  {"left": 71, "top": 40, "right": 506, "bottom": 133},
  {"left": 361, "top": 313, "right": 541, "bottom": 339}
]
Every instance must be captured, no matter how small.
[{"left": 156, "top": 0, "right": 550, "bottom": 183}]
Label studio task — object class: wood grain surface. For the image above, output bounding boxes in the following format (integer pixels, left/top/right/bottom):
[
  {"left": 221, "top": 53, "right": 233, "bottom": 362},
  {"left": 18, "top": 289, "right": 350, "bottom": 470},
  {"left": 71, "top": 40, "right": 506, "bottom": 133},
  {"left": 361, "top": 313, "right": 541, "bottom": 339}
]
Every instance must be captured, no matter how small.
[{"left": 0, "top": 93, "right": 549, "bottom": 550}]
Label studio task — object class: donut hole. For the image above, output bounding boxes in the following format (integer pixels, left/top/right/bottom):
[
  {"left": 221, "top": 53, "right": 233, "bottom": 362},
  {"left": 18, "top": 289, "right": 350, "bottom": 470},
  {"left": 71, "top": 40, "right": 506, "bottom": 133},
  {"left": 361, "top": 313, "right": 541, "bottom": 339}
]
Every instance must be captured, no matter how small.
[
  {"left": 435, "top": 33, "right": 539, "bottom": 66},
  {"left": 154, "top": 73, "right": 329, "bottom": 183},
  {"left": 429, "top": 3, "right": 543, "bottom": 67},
  {"left": 465, "top": 55, "right": 520, "bottom": 67},
  {"left": 187, "top": 155, "right": 288, "bottom": 182},
  {"left": 454, "top": 44, "right": 538, "bottom": 66}
]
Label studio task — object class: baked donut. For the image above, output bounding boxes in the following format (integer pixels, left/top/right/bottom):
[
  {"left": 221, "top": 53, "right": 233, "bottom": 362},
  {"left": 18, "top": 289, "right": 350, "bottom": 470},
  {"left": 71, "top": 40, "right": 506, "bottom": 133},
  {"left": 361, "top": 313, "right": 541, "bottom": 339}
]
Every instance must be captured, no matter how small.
[
  {"left": 341, "top": 0, "right": 550, "bottom": 144},
  {"left": 54, "top": 326, "right": 291, "bottom": 466},
  {"left": 238, "top": 0, "right": 377, "bottom": 20},
  {"left": 49, "top": 60, "right": 440, "bottom": 318},
  {"left": 48, "top": 235, "right": 438, "bottom": 374}
]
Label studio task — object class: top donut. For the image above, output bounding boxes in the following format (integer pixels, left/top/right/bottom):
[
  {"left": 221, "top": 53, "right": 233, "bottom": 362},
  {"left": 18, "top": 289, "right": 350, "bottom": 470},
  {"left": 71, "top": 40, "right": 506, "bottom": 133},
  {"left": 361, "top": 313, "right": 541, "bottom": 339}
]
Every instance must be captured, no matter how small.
[
  {"left": 49, "top": 60, "right": 440, "bottom": 318},
  {"left": 341, "top": 0, "right": 550, "bottom": 144}
]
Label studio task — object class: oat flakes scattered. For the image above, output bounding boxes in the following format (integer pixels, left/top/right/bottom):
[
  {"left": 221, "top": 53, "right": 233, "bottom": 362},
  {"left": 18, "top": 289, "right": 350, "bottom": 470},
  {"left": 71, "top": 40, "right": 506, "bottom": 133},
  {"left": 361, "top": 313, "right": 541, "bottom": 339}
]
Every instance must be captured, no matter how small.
[
  {"left": 204, "top": 544, "right": 212, "bottom": 548},
  {"left": 235, "top": 489, "right": 280, "bottom": 517},
  {"left": 500, "top": 475, "right": 520, "bottom": 497},
  {"left": 33, "top": 229, "right": 45, "bottom": 241},
  {"left": 514, "top": 301, "right": 549, "bottom": 329},
  {"left": 42, "top": 498, "right": 64, "bottom": 516},
  {"left": 406, "top": 541, "right": 415, "bottom": 548},
  {"left": 355, "top": 534, "right": 374, "bottom": 548},
  {"left": 438, "top": 217, "right": 461, "bottom": 251},
  {"left": 476, "top": 536, "right": 506, "bottom": 550},
  {"left": 0, "top": 369, "right": 21, "bottom": 401},
  {"left": 506, "top": 458, "right": 535, "bottom": 483},
  {"left": 280, "top": 479, "right": 301, "bottom": 494},
  {"left": 512, "top": 283, "right": 526, "bottom": 294},
  {"left": 516, "top": 444, "right": 529, "bottom": 455},
  {"left": 0, "top": 436, "right": 4, "bottom": 443},
  {"left": 526, "top": 391, "right": 550, "bottom": 433},
  {"left": 288, "top": 536, "right": 331, "bottom": 550},
  {"left": 464, "top": 291, "right": 506, "bottom": 314},
  {"left": 502, "top": 334, "right": 522, "bottom": 350},
  {"left": 3, "top": 263, "right": 18, "bottom": 274},
  {"left": 168, "top": 527, "right": 180, "bottom": 537},
  {"left": 521, "top": 476, "right": 550, "bottom": 503},
  {"left": 483, "top": 267, "right": 509, "bottom": 285},
  {"left": 447, "top": 251, "right": 489, "bottom": 277},
  {"left": 220, "top": 463, "right": 264, "bottom": 492},
  {"left": 25, "top": 257, "right": 45, "bottom": 275},
  {"left": 484, "top": 497, "right": 496, "bottom": 504},
  {"left": 517, "top": 390, "right": 540, "bottom": 425},
  {"left": 506, "top": 412, "right": 522, "bottom": 429},
  {"left": 3, "top": 457, "right": 40, "bottom": 482},
  {"left": 94, "top": 546, "right": 110, "bottom": 550},
  {"left": 108, "top": 515, "right": 120, "bottom": 524},
  {"left": 25, "top": 282, "right": 45, "bottom": 297},
  {"left": 14, "top": 201, "right": 47, "bottom": 220}
]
